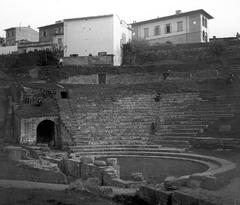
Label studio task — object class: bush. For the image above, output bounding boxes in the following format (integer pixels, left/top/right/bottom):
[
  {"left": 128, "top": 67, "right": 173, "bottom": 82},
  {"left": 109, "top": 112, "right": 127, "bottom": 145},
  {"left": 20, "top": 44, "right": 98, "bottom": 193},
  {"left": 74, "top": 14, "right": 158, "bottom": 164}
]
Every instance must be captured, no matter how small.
[
  {"left": 123, "top": 39, "right": 150, "bottom": 64},
  {"left": 0, "top": 50, "right": 60, "bottom": 69},
  {"left": 208, "top": 41, "right": 227, "bottom": 59}
]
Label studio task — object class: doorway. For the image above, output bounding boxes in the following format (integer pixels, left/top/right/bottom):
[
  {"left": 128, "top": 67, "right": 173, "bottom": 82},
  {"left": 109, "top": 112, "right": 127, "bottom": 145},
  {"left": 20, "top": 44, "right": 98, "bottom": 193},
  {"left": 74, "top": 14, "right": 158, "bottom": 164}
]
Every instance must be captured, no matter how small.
[{"left": 36, "top": 120, "right": 55, "bottom": 145}]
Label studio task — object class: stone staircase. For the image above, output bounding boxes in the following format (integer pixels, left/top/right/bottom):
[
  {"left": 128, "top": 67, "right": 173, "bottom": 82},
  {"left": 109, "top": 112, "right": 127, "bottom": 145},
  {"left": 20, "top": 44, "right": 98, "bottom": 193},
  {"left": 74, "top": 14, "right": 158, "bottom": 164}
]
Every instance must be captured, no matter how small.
[
  {"left": 151, "top": 85, "right": 240, "bottom": 147},
  {"left": 69, "top": 144, "right": 186, "bottom": 156},
  {"left": 63, "top": 91, "right": 202, "bottom": 154},
  {"left": 55, "top": 78, "right": 240, "bottom": 155},
  {"left": 68, "top": 93, "right": 156, "bottom": 146},
  {"left": 57, "top": 99, "right": 79, "bottom": 146}
]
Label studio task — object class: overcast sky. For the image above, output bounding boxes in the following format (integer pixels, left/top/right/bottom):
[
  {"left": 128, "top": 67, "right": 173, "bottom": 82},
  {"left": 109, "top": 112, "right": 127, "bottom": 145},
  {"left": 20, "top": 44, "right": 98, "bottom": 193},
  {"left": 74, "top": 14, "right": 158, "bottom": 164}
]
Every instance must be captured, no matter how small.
[{"left": 1, "top": 0, "right": 239, "bottom": 38}]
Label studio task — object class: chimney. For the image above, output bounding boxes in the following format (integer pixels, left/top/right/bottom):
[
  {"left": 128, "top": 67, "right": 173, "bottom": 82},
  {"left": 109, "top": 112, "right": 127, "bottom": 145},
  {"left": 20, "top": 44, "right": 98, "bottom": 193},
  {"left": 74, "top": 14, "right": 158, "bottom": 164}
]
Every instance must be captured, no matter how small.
[{"left": 175, "top": 10, "right": 182, "bottom": 14}]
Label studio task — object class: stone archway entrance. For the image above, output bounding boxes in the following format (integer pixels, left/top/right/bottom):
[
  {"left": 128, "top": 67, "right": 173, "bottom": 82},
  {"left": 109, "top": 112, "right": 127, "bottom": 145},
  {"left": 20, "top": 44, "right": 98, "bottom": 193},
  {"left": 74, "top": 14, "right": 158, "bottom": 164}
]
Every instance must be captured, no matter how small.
[{"left": 36, "top": 120, "right": 55, "bottom": 145}]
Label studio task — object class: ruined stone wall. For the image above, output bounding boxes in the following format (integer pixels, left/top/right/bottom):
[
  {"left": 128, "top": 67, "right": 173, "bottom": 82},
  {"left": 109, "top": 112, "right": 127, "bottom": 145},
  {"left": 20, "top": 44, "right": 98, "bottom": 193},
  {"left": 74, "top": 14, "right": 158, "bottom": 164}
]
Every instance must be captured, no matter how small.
[
  {"left": 123, "top": 41, "right": 240, "bottom": 65},
  {"left": 60, "top": 74, "right": 99, "bottom": 84},
  {"left": 59, "top": 157, "right": 146, "bottom": 188},
  {"left": 18, "top": 116, "right": 58, "bottom": 145},
  {"left": 137, "top": 185, "right": 219, "bottom": 205},
  {"left": 59, "top": 69, "right": 220, "bottom": 85},
  {"left": 63, "top": 56, "right": 113, "bottom": 66}
]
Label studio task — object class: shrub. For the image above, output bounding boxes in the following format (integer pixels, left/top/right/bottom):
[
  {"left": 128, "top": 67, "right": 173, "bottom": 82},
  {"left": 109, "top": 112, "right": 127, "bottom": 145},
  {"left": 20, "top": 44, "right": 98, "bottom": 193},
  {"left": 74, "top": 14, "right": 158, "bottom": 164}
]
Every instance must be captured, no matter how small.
[
  {"left": 123, "top": 39, "right": 150, "bottom": 64},
  {"left": 208, "top": 41, "right": 227, "bottom": 59}
]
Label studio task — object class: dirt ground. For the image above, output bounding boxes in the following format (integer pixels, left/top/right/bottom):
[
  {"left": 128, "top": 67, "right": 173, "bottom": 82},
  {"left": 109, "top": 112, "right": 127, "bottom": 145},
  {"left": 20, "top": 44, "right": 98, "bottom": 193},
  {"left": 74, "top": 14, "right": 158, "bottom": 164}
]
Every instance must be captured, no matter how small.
[
  {"left": 0, "top": 151, "right": 66, "bottom": 184},
  {"left": 0, "top": 147, "right": 117, "bottom": 205},
  {"left": 1, "top": 144, "right": 240, "bottom": 205},
  {"left": 0, "top": 187, "right": 117, "bottom": 205}
]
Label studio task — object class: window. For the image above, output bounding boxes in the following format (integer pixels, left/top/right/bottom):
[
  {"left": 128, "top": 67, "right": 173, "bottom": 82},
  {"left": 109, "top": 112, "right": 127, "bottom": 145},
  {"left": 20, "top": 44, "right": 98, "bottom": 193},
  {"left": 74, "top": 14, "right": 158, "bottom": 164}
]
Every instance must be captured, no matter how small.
[
  {"left": 154, "top": 26, "right": 160, "bottom": 36},
  {"left": 58, "top": 38, "right": 62, "bottom": 44},
  {"left": 57, "top": 27, "right": 63, "bottom": 34},
  {"left": 177, "top": 21, "right": 183, "bottom": 32},
  {"left": 165, "top": 24, "right": 171, "bottom": 34},
  {"left": 98, "top": 73, "right": 106, "bottom": 84},
  {"left": 202, "top": 31, "right": 205, "bottom": 41},
  {"left": 144, "top": 28, "right": 149, "bottom": 38},
  {"left": 202, "top": 16, "right": 208, "bottom": 28},
  {"left": 11, "top": 31, "right": 14, "bottom": 37},
  {"left": 61, "top": 91, "right": 68, "bottom": 99},
  {"left": 98, "top": 52, "right": 107, "bottom": 56},
  {"left": 42, "top": 31, "right": 47, "bottom": 37}
]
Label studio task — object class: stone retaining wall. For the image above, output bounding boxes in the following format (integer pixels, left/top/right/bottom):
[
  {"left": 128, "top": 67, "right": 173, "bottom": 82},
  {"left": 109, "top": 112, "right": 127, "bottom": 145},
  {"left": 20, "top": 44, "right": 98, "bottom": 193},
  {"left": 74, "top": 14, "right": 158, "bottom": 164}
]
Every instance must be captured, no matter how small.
[
  {"left": 59, "top": 69, "right": 221, "bottom": 85},
  {"left": 137, "top": 185, "right": 219, "bottom": 205},
  {"left": 59, "top": 157, "right": 146, "bottom": 188},
  {"left": 63, "top": 56, "right": 113, "bottom": 66}
]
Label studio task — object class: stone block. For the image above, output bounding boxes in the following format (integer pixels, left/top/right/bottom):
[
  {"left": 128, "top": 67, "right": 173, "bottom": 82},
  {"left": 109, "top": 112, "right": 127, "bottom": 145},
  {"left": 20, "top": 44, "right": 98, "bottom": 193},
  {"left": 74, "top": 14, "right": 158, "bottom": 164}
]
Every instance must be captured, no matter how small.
[
  {"left": 80, "top": 156, "right": 95, "bottom": 164},
  {"left": 164, "top": 176, "right": 179, "bottom": 191},
  {"left": 131, "top": 172, "right": 145, "bottom": 181},
  {"left": 137, "top": 185, "right": 156, "bottom": 204},
  {"left": 86, "top": 177, "right": 100, "bottom": 186},
  {"left": 68, "top": 179, "right": 85, "bottom": 192},
  {"left": 104, "top": 167, "right": 118, "bottom": 175},
  {"left": 81, "top": 163, "right": 95, "bottom": 180},
  {"left": 57, "top": 159, "right": 65, "bottom": 173},
  {"left": 85, "top": 178, "right": 100, "bottom": 192},
  {"left": 21, "top": 149, "right": 30, "bottom": 160},
  {"left": 99, "top": 186, "right": 113, "bottom": 198},
  {"left": 157, "top": 189, "right": 173, "bottom": 205},
  {"left": 106, "top": 158, "right": 118, "bottom": 167},
  {"left": 137, "top": 185, "right": 172, "bottom": 205},
  {"left": 89, "top": 165, "right": 104, "bottom": 185},
  {"left": 94, "top": 160, "right": 107, "bottom": 166},
  {"left": 66, "top": 159, "right": 81, "bottom": 178},
  {"left": 80, "top": 163, "right": 105, "bottom": 184},
  {"left": 3, "top": 146, "right": 23, "bottom": 161}
]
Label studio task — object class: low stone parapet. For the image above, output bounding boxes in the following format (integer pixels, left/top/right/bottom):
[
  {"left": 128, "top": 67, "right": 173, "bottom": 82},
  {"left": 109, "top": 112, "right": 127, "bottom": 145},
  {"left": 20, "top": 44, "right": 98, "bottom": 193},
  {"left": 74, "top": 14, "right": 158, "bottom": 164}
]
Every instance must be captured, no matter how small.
[
  {"left": 137, "top": 185, "right": 173, "bottom": 205},
  {"left": 137, "top": 184, "right": 220, "bottom": 205},
  {"left": 172, "top": 190, "right": 218, "bottom": 205}
]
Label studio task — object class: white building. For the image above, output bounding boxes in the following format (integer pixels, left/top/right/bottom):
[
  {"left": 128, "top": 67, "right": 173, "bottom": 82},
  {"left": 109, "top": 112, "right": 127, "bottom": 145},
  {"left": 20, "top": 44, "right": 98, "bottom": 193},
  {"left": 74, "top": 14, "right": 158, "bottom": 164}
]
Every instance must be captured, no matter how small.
[
  {"left": 63, "top": 14, "right": 132, "bottom": 66},
  {"left": 131, "top": 9, "right": 213, "bottom": 45}
]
